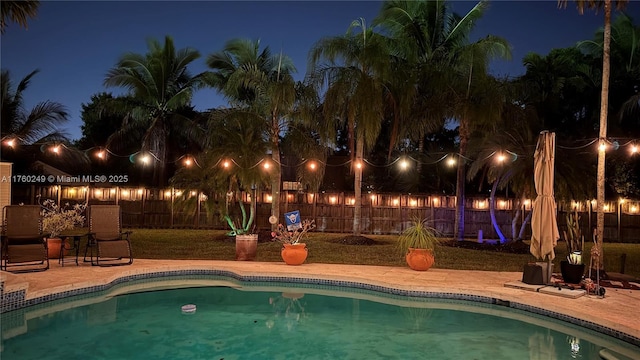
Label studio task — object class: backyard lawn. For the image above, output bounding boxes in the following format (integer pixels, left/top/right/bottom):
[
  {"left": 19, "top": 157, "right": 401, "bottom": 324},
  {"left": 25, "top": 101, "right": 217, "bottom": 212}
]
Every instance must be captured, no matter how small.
[{"left": 89, "top": 229, "right": 640, "bottom": 279}]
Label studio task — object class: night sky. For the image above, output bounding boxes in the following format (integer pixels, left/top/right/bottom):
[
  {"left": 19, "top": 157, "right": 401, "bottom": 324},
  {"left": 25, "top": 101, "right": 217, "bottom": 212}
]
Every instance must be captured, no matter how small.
[{"left": 2, "top": 0, "right": 639, "bottom": 141}]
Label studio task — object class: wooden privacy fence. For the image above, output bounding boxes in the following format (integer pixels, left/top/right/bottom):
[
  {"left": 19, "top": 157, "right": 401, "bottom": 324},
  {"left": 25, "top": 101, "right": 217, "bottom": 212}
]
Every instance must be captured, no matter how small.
[{"left": 29, "top": 186, "right": 640, "bottom": 242}]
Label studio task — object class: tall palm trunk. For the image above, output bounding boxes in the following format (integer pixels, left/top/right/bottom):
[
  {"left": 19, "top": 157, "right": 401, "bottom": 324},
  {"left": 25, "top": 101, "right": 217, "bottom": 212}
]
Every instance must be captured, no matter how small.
[
  {"left": 353, "top": 137, "right": 364, "bottom": 236},
  {"left": 271, "top": 113, "right": 281, "bottom": 230},
  {"left": 595, "top": 0, "right": 611, "bottom": 271},
  {"left": 454, "top": 117, "right": 469, "bottom": 241},
  {"left": 417, "top": 132, "right": 425, "bottom": 174}
]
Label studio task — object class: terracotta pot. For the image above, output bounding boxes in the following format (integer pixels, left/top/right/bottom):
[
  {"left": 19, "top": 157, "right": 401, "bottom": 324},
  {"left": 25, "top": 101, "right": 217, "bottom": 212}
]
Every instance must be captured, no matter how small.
[
  {"left": 281, "top": 243, "right": 308, "bottom": 265},
  {"left": 235, "top": 234, "right": 258, "bottom": 261},
  {"left": 46, "top": 238, "right": 65, "bottom": 259},
  {"left": 405, "top": 248, "right": 434, "bottom": 271}
]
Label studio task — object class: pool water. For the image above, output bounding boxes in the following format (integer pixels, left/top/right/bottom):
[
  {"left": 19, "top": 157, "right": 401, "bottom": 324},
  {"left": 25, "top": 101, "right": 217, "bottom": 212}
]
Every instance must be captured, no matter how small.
[{"left": 2, "top": 282, "right": 638, "bottom": 359}]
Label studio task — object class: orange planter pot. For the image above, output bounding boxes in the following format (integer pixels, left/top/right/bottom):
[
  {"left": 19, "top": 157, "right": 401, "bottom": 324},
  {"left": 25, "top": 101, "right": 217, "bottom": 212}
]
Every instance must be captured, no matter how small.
[
  {"left": 46, "top": 238, "right": 64, "bottom": 259},
  {"left": 281, "top": 243, "right": 308, "bottom": 265},
  {"left": 405, "top": 248, "right": 434, "bottom": 271}
]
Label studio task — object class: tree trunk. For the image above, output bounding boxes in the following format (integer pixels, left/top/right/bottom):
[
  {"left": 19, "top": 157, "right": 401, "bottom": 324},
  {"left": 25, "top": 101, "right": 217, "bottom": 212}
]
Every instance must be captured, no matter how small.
[
  {"left": 489, "top": 179, "right": 507, "bottom": 243},
  {"left": 271, "top": 116, "right": 281, "bottom": 231},
  {"left": 454, "top": 118, "right": 469, "bottom": 241},
  {"left": 519, "top": 211, "right": 532, "bottom": 241},
  {"left": 353, "top": 137, "right": 364, "bottom": 236},
  {"left": 417, "top": 131, "right": 425, "bottom": 174},
  {"left": 596, "top": 0, "right": 611, "bottom": 271}
]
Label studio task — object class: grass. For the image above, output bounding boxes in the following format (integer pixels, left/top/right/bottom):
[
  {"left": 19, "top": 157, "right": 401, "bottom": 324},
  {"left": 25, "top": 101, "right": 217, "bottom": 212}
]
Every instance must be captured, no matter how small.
[{"left": 72, "top": 228, "right": 640, "bottom": 278}]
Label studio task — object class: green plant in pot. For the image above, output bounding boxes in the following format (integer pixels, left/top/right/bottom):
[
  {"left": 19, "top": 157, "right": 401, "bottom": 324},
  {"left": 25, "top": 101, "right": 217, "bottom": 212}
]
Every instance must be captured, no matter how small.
[
  {"left": 397, "top": 217, "right": 441, "bottom": 271},
  {"left": 561, "top": 210, "right": 585, "bottom": 283}
]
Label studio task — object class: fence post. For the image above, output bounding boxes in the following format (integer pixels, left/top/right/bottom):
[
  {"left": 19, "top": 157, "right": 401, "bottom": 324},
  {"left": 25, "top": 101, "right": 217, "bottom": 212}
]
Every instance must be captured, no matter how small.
[
  {"left": 618, "top": 200, "right": 621, "bottom": 241},
  {"left": 170, "top": 187, "right": 174, "bottom": 228}
]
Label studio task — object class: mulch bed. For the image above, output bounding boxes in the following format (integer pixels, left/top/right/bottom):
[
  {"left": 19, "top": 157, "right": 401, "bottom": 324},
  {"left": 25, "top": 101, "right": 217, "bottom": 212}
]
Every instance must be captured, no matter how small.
[
  {"left": 329, "top": 236, "right": 381, "bottom": 245},
  {"left": 442, "top": 239, "right": 531, "bottom": 254}
]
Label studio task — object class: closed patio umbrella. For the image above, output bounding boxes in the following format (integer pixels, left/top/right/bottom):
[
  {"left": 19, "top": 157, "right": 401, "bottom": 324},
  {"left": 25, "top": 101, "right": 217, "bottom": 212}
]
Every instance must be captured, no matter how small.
[{"left": 530, "top": 131, "right": 560, "bottom": 282}]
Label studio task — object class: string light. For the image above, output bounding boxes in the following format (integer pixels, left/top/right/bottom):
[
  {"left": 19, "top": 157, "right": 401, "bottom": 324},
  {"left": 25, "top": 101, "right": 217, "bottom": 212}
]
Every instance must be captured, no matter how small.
[
  {"left": 399, "top": 158, "right": 409, "bottom": 170},
  {"left": 599, "top": 142, "right": 607, "bottom": 152},
  {"left": 6, "top": 135, "right": 640, "bottom": 176}
]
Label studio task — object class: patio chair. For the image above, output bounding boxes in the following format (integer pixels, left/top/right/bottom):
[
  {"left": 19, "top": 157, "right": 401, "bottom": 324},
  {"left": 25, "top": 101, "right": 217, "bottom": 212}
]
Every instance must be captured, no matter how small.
[
  {"left": 1, "top": 205, "right": 49, "bottom": 272},
  {"left": 86, "top": 205, "right": 133, "bottom": 266}
]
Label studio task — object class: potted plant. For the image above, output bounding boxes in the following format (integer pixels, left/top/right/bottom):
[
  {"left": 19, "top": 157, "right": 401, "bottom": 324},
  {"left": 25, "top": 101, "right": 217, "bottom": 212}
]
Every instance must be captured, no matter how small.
[
  {"left": 41, "top": 199, "right": 86, "bottom": 259},
  {"left": 397, "top": 217, "right": 441, "bottom": 271},
  {"left": 271, "top": 219, "right": 315, "bottom": 265},
  {"left": 560, "top": 210, "right": 585, "bottom": 283},
  {"left": 224, "top": 189, "right": 259, "bottom": 261}
]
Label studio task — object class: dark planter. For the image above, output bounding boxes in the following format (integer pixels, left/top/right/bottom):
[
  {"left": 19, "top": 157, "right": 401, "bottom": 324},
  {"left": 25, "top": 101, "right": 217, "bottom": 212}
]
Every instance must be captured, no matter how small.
[{"left": 560, "top": 260, "right": 585, "bottom": 284}]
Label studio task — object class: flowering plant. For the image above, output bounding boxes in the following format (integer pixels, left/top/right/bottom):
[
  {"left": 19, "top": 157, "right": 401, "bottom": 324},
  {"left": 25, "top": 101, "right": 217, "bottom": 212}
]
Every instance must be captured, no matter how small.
[
  {"left": 41, "top": 199, "right": 86, "bottom": 238},
  {"left": 271, "top": 219, "right": 315, "bottom": 245}
]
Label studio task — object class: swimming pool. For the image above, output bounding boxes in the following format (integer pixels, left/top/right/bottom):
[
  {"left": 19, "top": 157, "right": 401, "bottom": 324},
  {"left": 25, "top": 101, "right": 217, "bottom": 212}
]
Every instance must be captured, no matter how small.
[{"left": 2, "top": 274, "right": 639, "bottom": 359}]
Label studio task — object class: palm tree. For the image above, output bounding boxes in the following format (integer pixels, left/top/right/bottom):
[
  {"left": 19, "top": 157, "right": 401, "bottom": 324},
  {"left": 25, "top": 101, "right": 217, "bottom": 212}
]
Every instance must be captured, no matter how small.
[
  {"left": 206, "top": 38, "right": 296, "bottom": 230},
  {"left": 308, "top": 18, "right": 391, "bottom": 236},
  {"left": 558, "top": 0, "right": 629, "bottom": 272},
  {"left": 1, "top": 69, "right": 69, "bottom": 144},
  {"left": 104, "top": 36, "right": 205, "bottom": 187},
  {"left": 377, "top": 0, "right": 509, "bottom": 240},
  {"left": 1, "top": 0, "right": 39, "bottom": 34}
]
